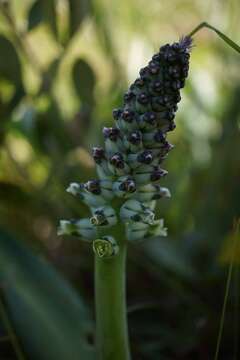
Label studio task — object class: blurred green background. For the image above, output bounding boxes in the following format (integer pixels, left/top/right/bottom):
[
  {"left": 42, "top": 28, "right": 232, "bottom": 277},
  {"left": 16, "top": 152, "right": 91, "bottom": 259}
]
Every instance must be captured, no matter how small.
[{"left": 0, "top": 0, "right": 240, "bottom": 359}]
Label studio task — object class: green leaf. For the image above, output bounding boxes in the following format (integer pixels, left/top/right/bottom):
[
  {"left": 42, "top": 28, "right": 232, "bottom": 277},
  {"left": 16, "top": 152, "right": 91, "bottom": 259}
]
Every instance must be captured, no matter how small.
[
  {"left": 28, "top": 0, "right": 43, "bottom": 31},
  {"left": 0, "top": 230, "right": 96, "bottom": 360},
  {"left": 188, "top": 22, "right": 240, "bottom": 54},
  {"left": 0, "top": 36, "right": 22, "bottom": 86},
  {"left": 72, "top": 59, "right": 96, "bottom": 106},
  {"left": 68, "top": 0, "right": 92, "bottom": 36},
  {"left": 28, "top": 0, "right": 57, "bottom": 38},
  {"left": 141, "top": 237, "right": 195, "bottom": 280},
  {"left": 42, "top": 0, "right": 58, "bottom": 38}
]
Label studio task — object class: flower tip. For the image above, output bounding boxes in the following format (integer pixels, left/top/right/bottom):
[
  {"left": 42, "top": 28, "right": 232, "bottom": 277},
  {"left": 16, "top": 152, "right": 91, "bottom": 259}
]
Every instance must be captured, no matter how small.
[
  {"left": 57, "top": 220, "right": 70, "bottom": 235},
  {"left": 179, "top": 35, "right": 194, "bottom": 52},
  {"left": 66, "top": 182, "right": 80, "bottom": 195}
]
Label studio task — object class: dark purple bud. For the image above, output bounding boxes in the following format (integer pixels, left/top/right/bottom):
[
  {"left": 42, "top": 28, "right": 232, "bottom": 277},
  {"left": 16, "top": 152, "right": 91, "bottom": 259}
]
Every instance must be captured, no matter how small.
[
  {"left": 137, "top": 150, "right": 153, "bottom": 164},
  {"left": 110, "top": 153, "right": 125, "bottom": 169},
  {"left": 84, "top": 180, "right": 101, "bottom": 195},
  {"left": 167, "top": 50, "right": 177, "bottom": 62},
  {"left": 167, "top": 111, "right": 175, "bottom": 121},
  {"left": 134, "top": 78, "right": 145, "bottom": 87},
  {"left": 143, "top": 111, "right": 157, "bottom": 125},
  {"left": 103, "top": 127, "right": 120, "bottom": 141},
  {"left": 154, "top": 130, "right": 165, "bottom": 143},
  {"left": 168, "top": 65, "right": 181, "bottom": 78},
  {"left": 113, "top": 108, "right": 122, "bottom": 120},
  {"left": 182, "top": 67, "right": 189, "bottom": 77},
  {"left": 152, "top": 53, "right": 162, "bottom": 62},
  {"left": 151, "top": 168, "right": 168, "bottom": 181},
  {"left": 92, "top": 147, "right": 105, "bottom": 164},
  {"left": 180, "top": 79, "right": 185, "bottom": 88},
  {"left": 128, "top": 131, "right": 142, "bottom": 145},
  {"left": 168, "top": 121, "right": 176, "bottom": 131},
  {"left": 137, "top": 93, "right": 149, "bottom": 105},
  {"left": 172, "top": 80, "right": 181, "bottom": 90},
  {"left": 175, "top": 93, "right": 181, "bottom": 103},
  {"left": 148, "top": 60, "right": 160, "bottom": 74},
  {"left": 152, "top": 97, "right": 165, "bottom": 111},
  {"left": 119, "top": 178, "right": 136, "bottom": 193},
  {"left": 124, "top": 91, "right": 135, "bottom": 102},
  {"left": 152, "top": 80, "right": 162, "bottom": 92},
  {"left": 159, "top": 43, "right": 170, "bottom": 54},
  {"left": 139, "top": 66, "right": 149, "bottom": 77},
  {"left": 180, "top": 53, "right": 190, "bottom": 64},
  {"left": 162, "top": 141, "right": 174, "bottom": 152},
  {"left": 122, "top": 109, "right": 135, "bottom": 122}
]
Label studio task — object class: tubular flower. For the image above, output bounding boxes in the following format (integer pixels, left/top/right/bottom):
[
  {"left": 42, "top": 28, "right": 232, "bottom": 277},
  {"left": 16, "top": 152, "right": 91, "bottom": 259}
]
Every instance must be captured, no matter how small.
[{"left": 58, "top": 37, "right": 192, "bottom": 257}]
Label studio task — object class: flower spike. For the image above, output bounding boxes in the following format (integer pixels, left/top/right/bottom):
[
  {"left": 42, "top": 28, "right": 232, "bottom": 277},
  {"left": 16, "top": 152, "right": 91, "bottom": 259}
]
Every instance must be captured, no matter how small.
[{"left": 59, "top": 36, "right": 192, "bottom": 246}]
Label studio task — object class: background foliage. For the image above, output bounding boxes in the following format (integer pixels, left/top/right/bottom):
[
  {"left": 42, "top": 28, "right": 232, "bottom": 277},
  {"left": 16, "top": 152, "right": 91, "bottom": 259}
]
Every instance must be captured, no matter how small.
[{"left": 0, "top": 0, "right": 240, "bottom": 359}]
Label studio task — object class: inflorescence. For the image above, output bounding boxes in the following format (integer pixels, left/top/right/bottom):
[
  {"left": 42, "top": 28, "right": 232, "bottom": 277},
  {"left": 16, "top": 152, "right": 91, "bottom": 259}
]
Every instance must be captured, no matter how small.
[{"left": 58, "top": 36, "right": 192, "bottom": 258}]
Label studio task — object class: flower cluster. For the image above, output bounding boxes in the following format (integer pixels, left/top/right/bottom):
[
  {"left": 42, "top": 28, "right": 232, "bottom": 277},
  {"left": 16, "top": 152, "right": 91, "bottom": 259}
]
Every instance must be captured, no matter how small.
[{"left": 58, "top": 37, "right": 192, "bottom": 257}]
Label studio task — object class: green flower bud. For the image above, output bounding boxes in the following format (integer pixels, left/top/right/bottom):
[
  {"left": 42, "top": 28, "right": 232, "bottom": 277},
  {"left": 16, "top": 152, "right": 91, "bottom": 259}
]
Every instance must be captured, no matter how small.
[
  {"left": 126, "top": 221, "right": 149, "bottom": 241},
  {"left": 57, "top": 218, "right": 96, "bottom": 240},
  {"left": 147, "top": 219, "right": 167, "bottom": 237},
  {"left": 132, "top": 184, "right": 171, "bottom": 202},
  {"left": 93, "top": 236, "right": 119, "bottom": 258},
  {"left": 133, "top": 167, "right": 168, "bottom": 185}
]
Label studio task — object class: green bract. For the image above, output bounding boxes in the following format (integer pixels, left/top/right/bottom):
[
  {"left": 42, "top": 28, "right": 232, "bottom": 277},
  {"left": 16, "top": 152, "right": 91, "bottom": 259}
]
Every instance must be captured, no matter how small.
[{"left": 58, "top": 37, "right": 192, "bottom": 255}]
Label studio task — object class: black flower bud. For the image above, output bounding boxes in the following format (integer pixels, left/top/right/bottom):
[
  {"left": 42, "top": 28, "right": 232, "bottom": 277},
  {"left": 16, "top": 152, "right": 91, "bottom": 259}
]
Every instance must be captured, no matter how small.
[
  {"left": 84, "top": 180, "right": 101, "bottom": 195},
  {"left": 92, "top": 147, "right": 105, "bottom": 164},
  {"left": 137, "top": 93, "right": 149, "bottom": 105},
  {"left": 103, "top": 127, "right": 120, "bottom": 141},
  {"left": 128, "top": 131, "right": 142, "bottom": 145},
  {"left": 119, "top": 178, "right": 136, "bottom": 193},
  {"left": 110, "top": 153, "right": 125, "bottom": 169},
  {"left": 150, "top": 168, "right": 168, "bottom": 181},
  {"left": 112, "top": 108, "right": 122, "bottom": 120},
  {"left": 137, "top": 150, "right": 153, "bottom": 164},
  {"left": 122, "top": 109, "right": 135, "bottom": 123}
]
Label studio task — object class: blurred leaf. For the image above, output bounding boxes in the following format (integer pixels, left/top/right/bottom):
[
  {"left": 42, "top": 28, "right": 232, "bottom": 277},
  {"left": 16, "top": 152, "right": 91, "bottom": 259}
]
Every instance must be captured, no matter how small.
[
  {"left": 0, "top": 182, "right": 31, "bottom": 206},
  {"left": 39, "top": 57, "right": 61, "bottom": 94},
  {"left": 0, "top": 36, "right": 22, "bottom": 86},
  {"left": 0, "top": 230, "right": 96, "bottom": 360},
  {"left": 42, "top": 0, "right": 58, "bottom": 38},
  {"left": 28, "top": 0, "right": 57, "bottom": 38},
  {"left": 142, "top": 237, "right": 195, "bottom": 280},
  {"left": 72, "top": 59, "right": 95, "bottom": 106},
  {"left": 68, "top": 0, "right": 92, "bottom": 36},
  {"left": 28, "top": 0, "right": 43, "bottom": 31}
]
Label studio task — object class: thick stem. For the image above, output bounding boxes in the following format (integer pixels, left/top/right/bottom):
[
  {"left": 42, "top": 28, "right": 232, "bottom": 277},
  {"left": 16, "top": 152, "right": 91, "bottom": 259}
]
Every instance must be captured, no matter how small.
[{"left": 95, "top": 243, "right": 131, "bottom": 360}]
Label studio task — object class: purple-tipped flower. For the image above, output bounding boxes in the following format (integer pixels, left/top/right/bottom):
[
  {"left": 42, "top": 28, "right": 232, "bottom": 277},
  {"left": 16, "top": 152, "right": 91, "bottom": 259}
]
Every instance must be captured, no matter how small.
[{"left": 59, "top": 36, "right": 192, "bottom": 247}]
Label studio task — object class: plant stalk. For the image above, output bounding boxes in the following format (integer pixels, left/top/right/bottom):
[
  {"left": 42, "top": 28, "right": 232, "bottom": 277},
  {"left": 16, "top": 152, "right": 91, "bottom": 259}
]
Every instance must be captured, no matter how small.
[{"left": 95, "top": 242, "right": 131, "bottom": 360}]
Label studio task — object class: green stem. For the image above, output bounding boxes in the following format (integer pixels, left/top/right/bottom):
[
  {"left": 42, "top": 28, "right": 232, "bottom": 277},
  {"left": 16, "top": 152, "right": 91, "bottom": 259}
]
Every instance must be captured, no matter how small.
[
  {"left": 188, "top": 22, "right": 240, "bottom": 54},
  {"left": 95, "top": 242, "right": 131, "bottom": 360}
]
